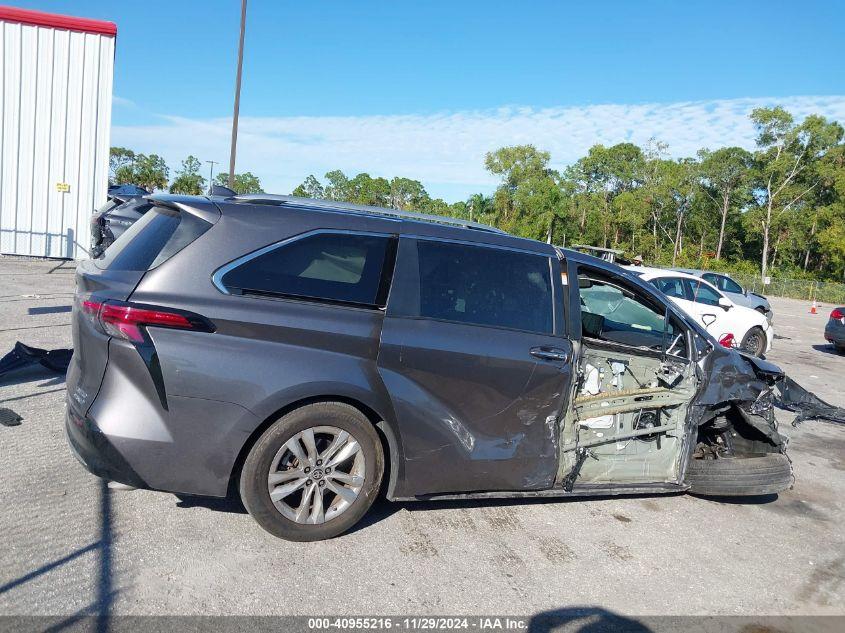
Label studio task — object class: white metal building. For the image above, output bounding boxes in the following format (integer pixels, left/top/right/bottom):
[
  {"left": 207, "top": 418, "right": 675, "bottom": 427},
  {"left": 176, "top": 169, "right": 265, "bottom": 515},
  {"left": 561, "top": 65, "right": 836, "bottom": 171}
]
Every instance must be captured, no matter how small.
[{"left": 0, "top": 6, "right": 115, "bottom": 259}]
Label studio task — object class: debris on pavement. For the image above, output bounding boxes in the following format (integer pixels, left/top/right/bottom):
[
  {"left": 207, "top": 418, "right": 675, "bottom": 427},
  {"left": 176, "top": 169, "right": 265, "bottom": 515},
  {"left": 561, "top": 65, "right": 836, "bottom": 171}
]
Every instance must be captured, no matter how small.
[
  {"left": 0, "top": 342, "right": 72, "bottom": 379},
  {"left": 775, "top": 375, "right": 845, "bottom": 426},
  {"left": 0, "top": 407, "right": 23, "bottom": 427}
]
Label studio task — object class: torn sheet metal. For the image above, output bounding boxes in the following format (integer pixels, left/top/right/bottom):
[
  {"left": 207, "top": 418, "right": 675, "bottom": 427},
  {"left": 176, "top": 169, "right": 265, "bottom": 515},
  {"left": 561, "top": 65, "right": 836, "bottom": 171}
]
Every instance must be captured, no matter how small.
[
  {"left": 692, "top": 347, "right": 787, "bottom": 448},
  {"left": 775, "top": 375, "right": 845, "bottom": 426},
  {"left": 695, "top": 350, "right": 782, "bottom": 409},
  {"left": 0, "top": 342, "right": 72, "bottom": 379}
]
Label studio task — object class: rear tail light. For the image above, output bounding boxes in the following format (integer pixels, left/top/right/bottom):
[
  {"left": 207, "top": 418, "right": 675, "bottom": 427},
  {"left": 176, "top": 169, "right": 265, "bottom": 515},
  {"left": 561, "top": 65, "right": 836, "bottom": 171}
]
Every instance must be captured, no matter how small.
[
  {"left": 718, "top": 333, "right": 735, "bottom": 348},
  {"left": 80, "top": 299, "right": 214, "bottom": 343},
  {"left": 832, "top": 308, "right": 844, "bottom": 320}
]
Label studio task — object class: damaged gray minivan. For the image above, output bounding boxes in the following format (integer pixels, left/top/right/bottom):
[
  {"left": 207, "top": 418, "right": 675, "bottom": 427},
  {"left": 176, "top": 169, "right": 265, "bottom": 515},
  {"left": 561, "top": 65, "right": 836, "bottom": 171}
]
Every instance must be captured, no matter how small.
[{"left": 66, "top": 194, "right": 792, "bottom": 541}]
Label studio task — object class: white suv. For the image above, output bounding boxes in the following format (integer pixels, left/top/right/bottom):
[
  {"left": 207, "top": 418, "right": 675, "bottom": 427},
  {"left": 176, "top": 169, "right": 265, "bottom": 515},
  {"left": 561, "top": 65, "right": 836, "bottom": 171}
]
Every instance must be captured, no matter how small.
[{"left": 625, "top": 267, "right": 773, "bottom": 357}]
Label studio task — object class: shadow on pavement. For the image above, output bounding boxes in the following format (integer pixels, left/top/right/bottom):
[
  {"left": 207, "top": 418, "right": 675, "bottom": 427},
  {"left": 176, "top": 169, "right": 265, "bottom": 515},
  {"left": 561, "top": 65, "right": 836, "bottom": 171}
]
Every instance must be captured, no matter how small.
[
  {"left": 401, "top": 491, "right": 685, "bottom": 515},
  {"left": 812, "top": 344, "right": 844, "bottom": 356},
  {"left": 689, "top": 493, "right": 779, "bottom": 505},
  {"left": 174, "top": 494, "right": 247, "bottom": 514},
  {"left": 527, "top": 607, "right": 652, "bottom": 632},
  {"left": 1, "top": 479, "right": 116, "bottom": 632},
  {"left": 0, "top": 364, "right": 67, "bottom": 389}
]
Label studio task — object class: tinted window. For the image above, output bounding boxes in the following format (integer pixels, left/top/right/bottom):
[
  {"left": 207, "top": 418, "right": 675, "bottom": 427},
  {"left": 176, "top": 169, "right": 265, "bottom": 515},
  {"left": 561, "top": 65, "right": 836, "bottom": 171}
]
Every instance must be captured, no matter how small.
[
  {"left": 690, "top": 280, "right": 722, "bottom": 306},
  {"left": 579, "top": 274, "right": 687, "bottom": 357},
  {"left": 705, "top": 273, "right": 742, "bottom": 294},
  {"left": 652, "top": 277, "right": 688, "bottom": 299},
  {"left": 97, "top": 207, "right": 210, "bottom": 271},
  {"left": 413, "top": 241, "right": 553, "bottom": 334},
  {"left": 220, "top": 232, "right": 392, "bottom": 307}
]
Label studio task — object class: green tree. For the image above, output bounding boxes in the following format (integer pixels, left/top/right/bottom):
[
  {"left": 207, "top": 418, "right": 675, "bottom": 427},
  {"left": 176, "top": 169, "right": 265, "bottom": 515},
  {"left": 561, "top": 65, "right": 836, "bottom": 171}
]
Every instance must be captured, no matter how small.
[
  {"left": 389, "top": 177, "right": 429, "bottom": 210},
  {"left": 169, "top": 156, "right": 206, "bottom": 195},
  {"left": 750, "top": 107, "right": 843, "bottom": 280},
  {"left": 292, "top": 174, "right": 325, "bottom": 199},
  {"left": 698, "top": 147, "right": 752, "bottom": 260},
  {"left": 114, "top": 153, "right": 169, "bottom": 191},
  {"left": 214, "top": 172, "right": 263, "bottom": 194},
  {"left": 324, "top": 170, "right": 351, "bottom": 201},
  {"left": 347, "top": 173, "right": 390, "bottom": 206},
  {"left": 109, "top": 147, "right": 135, "bottom": 183},
  {"left": 484, "top": 145, "right": 563, "bottom": 239}
]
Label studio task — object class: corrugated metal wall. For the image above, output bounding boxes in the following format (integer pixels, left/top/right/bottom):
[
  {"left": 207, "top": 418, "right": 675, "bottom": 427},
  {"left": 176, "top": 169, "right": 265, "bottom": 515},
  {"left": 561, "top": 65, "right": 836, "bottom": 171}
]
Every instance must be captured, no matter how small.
[{"left": 0, "top": 20, "right": 113, "bottom": 259}]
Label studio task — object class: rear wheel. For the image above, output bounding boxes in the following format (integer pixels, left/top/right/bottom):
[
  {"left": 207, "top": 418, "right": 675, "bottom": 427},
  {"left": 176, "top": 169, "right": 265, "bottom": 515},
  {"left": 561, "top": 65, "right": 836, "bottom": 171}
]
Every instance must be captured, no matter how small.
[
  {"left": 741, "top": 326, "right": 766, "bottom": 357},
  {"left": 686, "top": 453, "right": 792, "bottom": 496},
  {"left": 240, "top": 402, "right": 384, "bottom": 541}
]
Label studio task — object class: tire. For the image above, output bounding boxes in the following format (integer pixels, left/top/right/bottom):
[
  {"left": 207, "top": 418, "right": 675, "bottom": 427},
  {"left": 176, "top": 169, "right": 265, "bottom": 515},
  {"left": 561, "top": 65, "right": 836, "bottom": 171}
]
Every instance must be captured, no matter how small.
[
  {"left": 685, "top": 453, "right": 792, "bottom": 496},
  {"left": 240, "top": 402, "right": 384, "bottom": 541},
  {"left": 741, "top": 326, "right": 766, "bottom": 357}
]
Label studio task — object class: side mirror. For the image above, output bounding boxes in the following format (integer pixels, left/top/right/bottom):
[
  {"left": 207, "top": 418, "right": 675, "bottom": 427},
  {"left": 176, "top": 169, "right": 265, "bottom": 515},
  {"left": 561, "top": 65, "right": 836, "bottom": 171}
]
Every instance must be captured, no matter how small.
[
  {"left": 718, "top": 297, "right": 732, "bottom": 311},
  {"left": 701, "top": 314, "right": 717, "bottom": 327}
]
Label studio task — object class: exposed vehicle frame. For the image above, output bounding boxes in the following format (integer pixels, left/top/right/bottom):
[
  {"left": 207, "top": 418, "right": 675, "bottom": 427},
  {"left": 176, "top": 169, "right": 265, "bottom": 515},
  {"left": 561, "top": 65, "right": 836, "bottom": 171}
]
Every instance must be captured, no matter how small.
[{"left": 66, "top": 194, "right": 792, "bottom": 541}]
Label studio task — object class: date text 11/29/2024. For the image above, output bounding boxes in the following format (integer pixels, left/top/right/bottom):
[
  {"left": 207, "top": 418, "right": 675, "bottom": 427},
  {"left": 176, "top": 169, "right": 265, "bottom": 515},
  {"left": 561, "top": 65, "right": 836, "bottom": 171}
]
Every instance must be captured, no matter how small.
[{"left": 307, "top": 617, "right": 527, "bottom": 630}]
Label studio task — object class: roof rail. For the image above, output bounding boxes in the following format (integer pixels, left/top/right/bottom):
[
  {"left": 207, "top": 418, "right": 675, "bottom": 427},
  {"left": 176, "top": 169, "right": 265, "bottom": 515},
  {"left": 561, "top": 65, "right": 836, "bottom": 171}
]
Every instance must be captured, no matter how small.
[{"left": 231, "top": 194, "right": 506, "bottom": 234}]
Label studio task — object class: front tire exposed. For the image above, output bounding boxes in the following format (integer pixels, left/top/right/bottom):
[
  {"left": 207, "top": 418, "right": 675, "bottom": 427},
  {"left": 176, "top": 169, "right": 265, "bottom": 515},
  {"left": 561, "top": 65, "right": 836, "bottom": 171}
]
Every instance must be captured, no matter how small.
[
  {"left": 741, "top": 326, "right": 766, "bottom": 357},
  {"left": 686, "top": 453, "right": 792, "bottom": 496},
  {"left": 240, "top": 402, "right": 384, "bottom": 541}
]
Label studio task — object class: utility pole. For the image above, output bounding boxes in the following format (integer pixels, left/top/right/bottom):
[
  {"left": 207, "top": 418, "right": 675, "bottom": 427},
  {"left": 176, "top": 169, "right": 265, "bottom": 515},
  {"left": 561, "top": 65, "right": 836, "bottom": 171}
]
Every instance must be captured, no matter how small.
[
  {"left": 228, "top": 0, "right": 247, "bottom": 190},
  {"left": 206, "top": 160, "right": 218, "bottom": 195}
]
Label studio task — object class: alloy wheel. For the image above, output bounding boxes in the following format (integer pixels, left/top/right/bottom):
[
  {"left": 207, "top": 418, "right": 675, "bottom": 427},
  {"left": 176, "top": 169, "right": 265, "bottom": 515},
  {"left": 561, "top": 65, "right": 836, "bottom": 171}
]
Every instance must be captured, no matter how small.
[{"left": 267, "top": 425, "right": 365, "bottom": 524}]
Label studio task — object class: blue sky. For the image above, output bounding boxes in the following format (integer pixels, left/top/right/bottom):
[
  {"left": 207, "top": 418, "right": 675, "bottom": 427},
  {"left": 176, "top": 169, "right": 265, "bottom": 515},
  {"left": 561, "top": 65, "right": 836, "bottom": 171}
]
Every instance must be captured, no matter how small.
[{"left": 16, "top": 0, "right": 845, "bottom": 198}]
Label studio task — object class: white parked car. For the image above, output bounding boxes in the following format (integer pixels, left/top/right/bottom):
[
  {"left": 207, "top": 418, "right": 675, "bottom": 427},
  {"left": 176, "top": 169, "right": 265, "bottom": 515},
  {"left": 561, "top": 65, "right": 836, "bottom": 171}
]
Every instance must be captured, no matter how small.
[{"left": 624, "top": 267, "right": 773, "bottom": 357}]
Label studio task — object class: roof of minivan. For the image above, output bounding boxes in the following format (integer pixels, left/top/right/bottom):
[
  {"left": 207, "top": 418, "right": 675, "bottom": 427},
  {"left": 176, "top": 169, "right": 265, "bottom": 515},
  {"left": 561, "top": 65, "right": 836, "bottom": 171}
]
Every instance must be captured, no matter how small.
[{"left": 149, "top": 193, "right": 558, "bottom": 256}]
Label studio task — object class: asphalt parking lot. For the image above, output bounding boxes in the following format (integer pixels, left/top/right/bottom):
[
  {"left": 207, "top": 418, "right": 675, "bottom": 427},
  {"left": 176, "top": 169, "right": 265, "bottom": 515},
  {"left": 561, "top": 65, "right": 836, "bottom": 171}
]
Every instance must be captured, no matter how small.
[{"left": 1, "top": 258, "right": 844, "bottom": 619}]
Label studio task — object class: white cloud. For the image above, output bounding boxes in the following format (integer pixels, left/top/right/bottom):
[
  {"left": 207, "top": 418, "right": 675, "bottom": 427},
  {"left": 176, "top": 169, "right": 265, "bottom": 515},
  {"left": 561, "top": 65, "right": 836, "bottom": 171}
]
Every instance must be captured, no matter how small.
[
  {"left": 111, "top": 95, "right": 845, "bottom": 200},
  {"left": 112, "top": 95, "right": 137, "bottom": 108}
]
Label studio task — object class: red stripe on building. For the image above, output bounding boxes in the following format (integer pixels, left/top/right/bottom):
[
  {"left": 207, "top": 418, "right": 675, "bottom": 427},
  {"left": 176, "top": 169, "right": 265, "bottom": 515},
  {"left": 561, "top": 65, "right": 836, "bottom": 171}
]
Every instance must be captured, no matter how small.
[{"left": 0, "top": 5, "right": 116, "bottom": 36}]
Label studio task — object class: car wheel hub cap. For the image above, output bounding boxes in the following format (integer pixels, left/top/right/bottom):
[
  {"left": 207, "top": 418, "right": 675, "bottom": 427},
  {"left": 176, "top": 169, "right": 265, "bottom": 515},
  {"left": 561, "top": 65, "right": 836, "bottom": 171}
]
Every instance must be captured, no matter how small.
[{"left": 267, "top": 425, "right": 366, "bottom": 525}]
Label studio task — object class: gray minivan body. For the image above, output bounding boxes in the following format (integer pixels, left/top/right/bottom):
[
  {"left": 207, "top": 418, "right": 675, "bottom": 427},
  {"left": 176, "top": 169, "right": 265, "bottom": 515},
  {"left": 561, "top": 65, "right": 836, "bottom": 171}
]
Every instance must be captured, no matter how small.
[{"left": 66, "top": 194, "right": 792, "bottom": 540}]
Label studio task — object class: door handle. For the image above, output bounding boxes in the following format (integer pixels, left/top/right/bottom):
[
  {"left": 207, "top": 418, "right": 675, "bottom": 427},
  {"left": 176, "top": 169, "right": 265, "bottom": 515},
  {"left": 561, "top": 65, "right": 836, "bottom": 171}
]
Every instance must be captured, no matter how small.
[{"left": 530, "top": 347, "right": 569, "bottom": 363}]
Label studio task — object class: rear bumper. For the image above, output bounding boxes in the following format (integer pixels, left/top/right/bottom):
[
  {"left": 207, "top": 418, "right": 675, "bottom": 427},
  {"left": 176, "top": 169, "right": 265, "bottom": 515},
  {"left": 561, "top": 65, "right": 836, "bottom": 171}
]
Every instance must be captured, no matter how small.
[
  {"left": 825, "top": 321, "right": 845, "bottom": 345},
  {"left": 65, "top": 404, "right": 148, "bottom": 489}
]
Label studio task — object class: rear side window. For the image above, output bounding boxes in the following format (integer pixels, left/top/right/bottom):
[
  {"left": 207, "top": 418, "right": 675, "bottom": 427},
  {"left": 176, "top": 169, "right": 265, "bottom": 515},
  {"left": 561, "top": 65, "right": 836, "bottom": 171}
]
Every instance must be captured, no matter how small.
[
  {"left": 219, "top": 232, "right": 393, "bottom": 307},
  {"left": 96, "top": 206, "right": 211, "bottom": 271},
  {"left": 652, "top": 277, "right": 688, "bottom": 299},
  {"left": 690, "top": 280, "right": 722, "bottom": 306},
  {"left": 407, "top": 240, "right": 553, "bottom": 334},
  {"left": 704, "top": 273, "right": 743, "bottom": 294}
]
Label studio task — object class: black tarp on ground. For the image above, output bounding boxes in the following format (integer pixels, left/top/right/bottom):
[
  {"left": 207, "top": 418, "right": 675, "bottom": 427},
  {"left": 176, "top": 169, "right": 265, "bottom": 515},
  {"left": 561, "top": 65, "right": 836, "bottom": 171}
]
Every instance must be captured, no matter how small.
[{"left": 0, "top": 342, "right": 72, "bottom": 379}]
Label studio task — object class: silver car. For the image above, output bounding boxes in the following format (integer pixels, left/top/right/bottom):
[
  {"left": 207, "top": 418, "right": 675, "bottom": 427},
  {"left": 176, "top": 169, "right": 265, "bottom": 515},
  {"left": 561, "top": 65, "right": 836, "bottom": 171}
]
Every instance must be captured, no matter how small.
[{"left": 674, "top": 269, "right": 772, "bottom": 322}]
